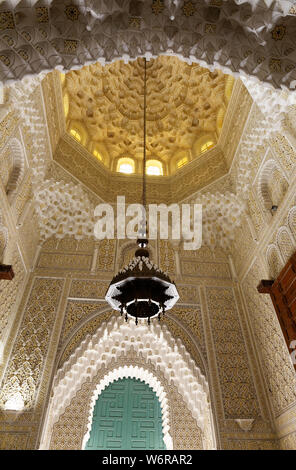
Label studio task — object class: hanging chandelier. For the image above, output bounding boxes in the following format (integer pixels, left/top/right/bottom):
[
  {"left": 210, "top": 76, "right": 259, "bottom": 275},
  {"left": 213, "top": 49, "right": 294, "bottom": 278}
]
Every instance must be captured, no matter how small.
[{"left": 105, "top": 58, "right": 179, "bottom": 325}]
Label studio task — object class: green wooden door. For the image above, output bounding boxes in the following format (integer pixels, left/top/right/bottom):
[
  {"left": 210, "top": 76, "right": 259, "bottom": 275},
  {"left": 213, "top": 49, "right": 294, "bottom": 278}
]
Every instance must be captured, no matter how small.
[{"left": 85, "top": 378, "right": 166, "bottom": 450}]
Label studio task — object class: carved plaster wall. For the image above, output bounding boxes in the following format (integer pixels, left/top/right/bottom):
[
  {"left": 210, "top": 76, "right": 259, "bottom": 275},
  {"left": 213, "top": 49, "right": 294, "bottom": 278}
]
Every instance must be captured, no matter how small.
[
  {"left": 0, "top": 235, "right": 281, "bottom": 449},
  {"left": 229, "top": 105, "right": 296, "bottom": 448},
  {"left": 1, "top": 1, "right": 296, "bottom": 91},
  {"left": 1, "top": 4, "right": 296, "bottom": 449},
  {"left": 49, "top": 361, "right": 205, "bottom": 451}
]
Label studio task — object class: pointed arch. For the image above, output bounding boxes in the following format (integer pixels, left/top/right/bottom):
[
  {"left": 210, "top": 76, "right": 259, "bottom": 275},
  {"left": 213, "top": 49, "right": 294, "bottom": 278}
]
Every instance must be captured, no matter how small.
[
  {"left": 82, "top": 366, "right": 173, "bottom": 450},
  {"left": 40, "top": 314, "right": 215, "bottom": 449},
  {"left": 258, "top": 159, "right": 288, "bottom": 212},
  {"left": 266, "top": 244, "right": 284, "bottom": 279},
  {"left": 5, "top": 138, "right": 25, "bottom": 198}
]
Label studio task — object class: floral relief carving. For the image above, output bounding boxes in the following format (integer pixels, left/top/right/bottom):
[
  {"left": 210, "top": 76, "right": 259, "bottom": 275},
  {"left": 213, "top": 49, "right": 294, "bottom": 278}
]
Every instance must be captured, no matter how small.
[
  {"left": 96, "top": 239, "right": 116, "bottom": 272},
  {"left": 206, "top": 287, "right": 260, "bottom": 419},
  {"left": 0, "top": 278, "right": 64, "bottom": 410},
  {"left": 182, "top": 260, "right": 231, "bottom": 279},
  {"left": 37, "top": 252, "right": 92, "bottom": 271},
  {"left": 243, "top": 260, "right": 296, "bottom": 415},
  {"left": 61, "top": 300, "right": 103, "bottom": 343},
  {"left": 0, "top": 245, "right": 25, "bottom": 340},
  {"left": 69, "top": 279, "right": 109, "bottom": 299}
]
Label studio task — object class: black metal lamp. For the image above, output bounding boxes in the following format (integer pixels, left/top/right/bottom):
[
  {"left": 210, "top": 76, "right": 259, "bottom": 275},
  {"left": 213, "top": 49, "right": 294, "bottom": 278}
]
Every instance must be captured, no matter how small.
[{"left": 105, "top": 58, "right": 179, "bottom": 324}]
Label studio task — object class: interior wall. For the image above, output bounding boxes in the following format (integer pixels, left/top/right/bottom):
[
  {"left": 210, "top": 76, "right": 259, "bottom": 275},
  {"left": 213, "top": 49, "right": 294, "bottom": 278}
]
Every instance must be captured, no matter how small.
[
  {"left": 0, "top": 41, "right": 296, "bottom": 449},
  {"left": 49, "top": 360, "right": 204, "bottom": 451},
  {"left": 230, "top": 105, "right": 296, "bottom": 449},
  {"left": 0, "top": 235, "right": 280, "bottom": 449},
  {"left": 0, "top": 110, "right": 40, "bottom": 380}
]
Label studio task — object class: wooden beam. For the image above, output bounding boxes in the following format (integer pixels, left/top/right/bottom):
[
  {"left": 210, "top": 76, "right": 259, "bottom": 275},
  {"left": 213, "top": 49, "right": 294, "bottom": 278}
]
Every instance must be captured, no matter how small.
[
  {"left": 257, "top": 251, "right": 296, "bottom": 371},
  {"left": 257, "top": 279, "right": 274, "bottom": 294},
  {"left": 0, "top": 264, "right": 14, "bottom": 280}
]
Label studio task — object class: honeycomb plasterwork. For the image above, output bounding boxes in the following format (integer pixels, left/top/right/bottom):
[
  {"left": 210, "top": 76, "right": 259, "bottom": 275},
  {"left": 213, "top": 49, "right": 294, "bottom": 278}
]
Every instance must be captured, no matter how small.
[
  {"left": 47, "top": 315, "right": 209, "bottom": 439},
  {"left": 49, "top": 359, "right": 205, "bottom": 450},
  {"left": 5, "top": 64, "right": 293, "bottom": 254},
  {"left": 38, "top": 77, "right": 249, "bottom": 251},
  {"left": 1, "top": 1, "right": 296, "bottom": 90},
  {"left": 53, "top": 134, "right": 227, "bottom": 203},
  {"left": 63, "top": 56, "right": 229, "bottom": 171}
]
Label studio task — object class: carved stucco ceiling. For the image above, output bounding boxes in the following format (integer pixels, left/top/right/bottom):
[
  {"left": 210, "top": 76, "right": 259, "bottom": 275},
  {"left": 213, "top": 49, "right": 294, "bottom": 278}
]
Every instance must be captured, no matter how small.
[{"left": 61, "top": 56, "right": 234, "bottom": 175}]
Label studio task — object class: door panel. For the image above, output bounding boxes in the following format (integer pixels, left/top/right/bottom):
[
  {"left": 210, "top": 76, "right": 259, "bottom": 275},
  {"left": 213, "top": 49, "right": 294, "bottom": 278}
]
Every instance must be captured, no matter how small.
[{"left": 85, "top": 378, "right": 165, "bottom": 450}]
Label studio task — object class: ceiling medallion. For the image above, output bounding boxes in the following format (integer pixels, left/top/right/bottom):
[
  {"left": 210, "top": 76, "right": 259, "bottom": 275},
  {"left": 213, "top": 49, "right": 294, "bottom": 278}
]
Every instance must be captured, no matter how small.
[{"left": 105, "top": 58, "right": 179, "bottom": 325}]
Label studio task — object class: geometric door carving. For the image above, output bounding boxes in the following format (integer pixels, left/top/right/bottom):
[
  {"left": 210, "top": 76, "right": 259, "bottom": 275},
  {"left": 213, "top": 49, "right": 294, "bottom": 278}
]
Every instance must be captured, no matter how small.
[{"left": 84, "top": 378, "right": 166, "bottom": 450}]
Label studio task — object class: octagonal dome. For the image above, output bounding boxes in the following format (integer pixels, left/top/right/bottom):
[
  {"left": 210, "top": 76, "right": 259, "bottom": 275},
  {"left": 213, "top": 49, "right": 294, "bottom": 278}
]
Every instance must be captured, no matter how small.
[{"left": 61, "top": 56, "right": 234, "bottom": 176}]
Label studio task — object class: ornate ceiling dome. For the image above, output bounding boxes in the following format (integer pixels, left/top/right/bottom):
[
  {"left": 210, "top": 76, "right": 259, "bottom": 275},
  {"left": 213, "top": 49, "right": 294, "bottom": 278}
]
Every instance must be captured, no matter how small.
[{"left": 61, "top": 56, "right": 234, "bottom": 175}]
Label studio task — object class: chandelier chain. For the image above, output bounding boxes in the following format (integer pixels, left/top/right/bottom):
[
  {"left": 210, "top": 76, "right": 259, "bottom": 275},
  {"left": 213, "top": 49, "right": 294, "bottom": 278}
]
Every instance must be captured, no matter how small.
[{"left": 142, "top": 57, "right": 147, "bottom": 237}]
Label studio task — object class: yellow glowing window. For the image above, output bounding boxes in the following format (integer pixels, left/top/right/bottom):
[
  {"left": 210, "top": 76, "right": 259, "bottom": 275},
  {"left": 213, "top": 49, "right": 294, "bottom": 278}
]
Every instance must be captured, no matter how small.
[
  {"left": 201, "top": 141, "right": 214, "bottom": 153},
  {"left": 117, "top": 158, "right": 135, "bottom": 174},
  {"left": 70, "top": 129, "right": 81, "bottom": 142},
  {"left": 60, "top": 72, "right": 66, "bottom": 86},
  {"left": 146, "top": 160, "right": 163, "bottom": 176},
  {"left": 177, "top": 157, "right": 188, "bottom": 168},
  {"left": 63, "top": 93, "right": 69, "bottom": 118},
  {"left": 93, "top": 149, "right": 102, "bottom": 161}
]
